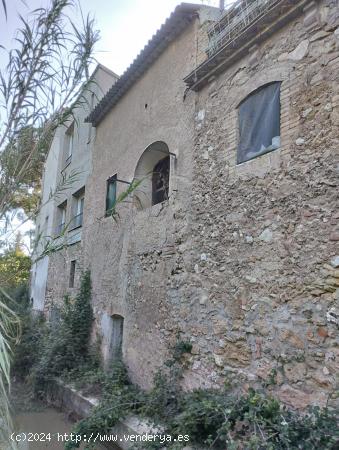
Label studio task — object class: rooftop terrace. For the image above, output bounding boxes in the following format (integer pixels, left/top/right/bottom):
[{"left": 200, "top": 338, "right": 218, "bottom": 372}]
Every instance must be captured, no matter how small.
[{"left": 184, "top": 0, "right": 315, "bottom": 91}]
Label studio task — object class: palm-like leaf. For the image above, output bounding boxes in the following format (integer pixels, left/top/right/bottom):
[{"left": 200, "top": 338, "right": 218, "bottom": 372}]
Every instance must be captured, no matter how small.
[
  {"left": 0, "top": 294, "right": 20, "bottom": 449},
  {"left": 0, "top": 0, "right": 99, "bottom": 234},
  {"left": 1, "top": 0, "right": 7, "bottom": 19}
]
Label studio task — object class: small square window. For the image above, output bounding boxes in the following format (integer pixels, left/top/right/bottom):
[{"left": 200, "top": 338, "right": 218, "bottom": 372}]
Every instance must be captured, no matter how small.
[
  {"left": 69, "top": 260, "right": 76, "bottom": 288},
  {"left": 237, "top": 82, "right": 281, "bottom": 164},
  {"left": 105, "top": 175, "right": 117, "bottom": 216}
]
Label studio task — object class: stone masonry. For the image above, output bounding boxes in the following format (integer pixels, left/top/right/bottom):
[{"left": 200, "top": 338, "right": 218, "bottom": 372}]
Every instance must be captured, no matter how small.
[
  {"left": 36, "top": 0, "right": 339, "bottom": 409},
  {"left": 178, "top": 0, "right": 339, "bottom": 409}
]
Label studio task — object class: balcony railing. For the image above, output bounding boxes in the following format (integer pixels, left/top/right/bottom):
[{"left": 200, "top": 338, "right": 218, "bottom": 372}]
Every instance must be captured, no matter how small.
[
  {"left": 184, "top": 0, "right": 306, "bottom": 91},
  {"left": 55, "top": 222, "right": 65, "bottom": 236},
  {"left": 70, "top": 212, "right": 83, "bottom": 230},
  {"left": 207, "top": 0, "right": 281, "bottom": 57}
]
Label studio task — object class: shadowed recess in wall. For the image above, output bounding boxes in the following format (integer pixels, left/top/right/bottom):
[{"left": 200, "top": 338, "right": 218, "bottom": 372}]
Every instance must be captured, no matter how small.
[{"left": 133, "top": 141, "right": 171, "bottom": 210}]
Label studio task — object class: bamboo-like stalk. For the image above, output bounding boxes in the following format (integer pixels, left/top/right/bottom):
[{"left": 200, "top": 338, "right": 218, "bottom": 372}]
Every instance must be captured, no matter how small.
[
  {"left": 0, "top": 294, "right": 20, "bottom": 450},
  {"left": 0, "top": 0, "right": 99, "bottom": 240}
]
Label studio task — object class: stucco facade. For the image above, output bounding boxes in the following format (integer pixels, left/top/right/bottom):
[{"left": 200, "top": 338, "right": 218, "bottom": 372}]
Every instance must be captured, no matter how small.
[
  {"left": 31, "top": 65, "right": 118, "bottom": 313},
  {"left": 33, "top": 0, "right": 339, "bottom": 409}
]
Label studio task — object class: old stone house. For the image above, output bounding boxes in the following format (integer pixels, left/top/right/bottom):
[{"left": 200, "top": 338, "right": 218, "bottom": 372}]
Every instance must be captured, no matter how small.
[{"left": 31, "top": 0, "right": 339, "bottom": 409}]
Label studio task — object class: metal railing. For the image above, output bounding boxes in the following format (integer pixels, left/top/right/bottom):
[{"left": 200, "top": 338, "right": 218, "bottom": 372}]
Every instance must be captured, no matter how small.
[
  {"left": 207, "top": 0, "right": 281, "bottom": 56},
  {"left": 55, "top": 222, "right": 65, "bottom": 236},
  {"left": 70, "top": 212, "right": 83, "bottom": 230}
]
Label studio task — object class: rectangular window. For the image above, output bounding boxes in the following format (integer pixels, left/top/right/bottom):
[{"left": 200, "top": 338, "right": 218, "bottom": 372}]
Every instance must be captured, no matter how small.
[
  {"left": 105, "top": 175, "right": 117, "bottom": 216},
  {"left": 237, "top": 82, "right": 281, "bottom": 164},
  {"left": 71, "top": 188, "right": 85, "bottom": 229},
  {"left": 64, "top": 123, "right": 74, "bottom": 167},
  {"left": 110, "top": 315, "right": 124, "bottom": 360},
  {"left": 152, "top": 156, "right": 170, "bottom": 206},
  {"left": 56, "top": 201, "right": 67, "bottom": 235},
  {"left": 69, "top": 260, "right": 76, "bottom": 288},
  {"left": 44, "top": 216, "right": 49, "bottom": 231},
  {"left": 77, "top": 196, "right": 84, "bottom": 220}
]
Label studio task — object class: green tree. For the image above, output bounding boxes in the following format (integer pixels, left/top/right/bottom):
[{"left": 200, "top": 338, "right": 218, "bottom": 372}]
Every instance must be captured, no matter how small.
[
  {"left": 0, "top": 247, "right": 31, "bottom": 290},
  {"left": 0, "top": 241, "right": 30, "bottom": 448}
]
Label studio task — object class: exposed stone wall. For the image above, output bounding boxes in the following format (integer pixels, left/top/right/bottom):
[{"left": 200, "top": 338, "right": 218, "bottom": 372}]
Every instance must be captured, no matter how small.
[
  {"left": 41, "top": 1, "right": 339, "bottom": 409},
  {"left": 81, "top": 20, "right": 200, "bottom": 389},
  {"left": 178, "top": 0, "right": 339, "bottom": 408}
]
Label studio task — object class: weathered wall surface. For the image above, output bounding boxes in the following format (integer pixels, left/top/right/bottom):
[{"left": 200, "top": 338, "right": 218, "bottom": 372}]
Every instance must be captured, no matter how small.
[
  {"left": 177, "top": 0, "right": 339, "bottom": 408},
  {"left": 40, "top": 1, "right": 338, "bottom": 409},
  {"left": 82, "top": 18, "right": 203, "bottom": 389},
  {"left": 45, "top": 242, "right": 84, "bottom": 313},
  {"left": 39, "top": 66, "right": 117, "bottom": 313},
  {"left": 31, "top": 127, "right": 64, "bottom": 311}
]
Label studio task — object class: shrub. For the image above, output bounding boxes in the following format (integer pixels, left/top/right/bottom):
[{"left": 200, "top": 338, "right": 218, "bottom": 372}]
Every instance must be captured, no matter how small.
[
  {"left": 11, "top": 274, "right": 337, "bottom": 450},
  {"left": 12, "top": 312, "right": 46, "bottom": 380},
  {"left": 64, "top": 334, "right": 338, "bottom": 450},
  {"left": 33, "top": 270, "right": 94, "bottom": 394},
  {"left": 65, "top": 360, "right": 140, "bottom": 450}
]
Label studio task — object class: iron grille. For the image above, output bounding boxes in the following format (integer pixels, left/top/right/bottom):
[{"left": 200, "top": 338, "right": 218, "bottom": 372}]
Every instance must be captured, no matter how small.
[{"left": 207, "top": 0, "right": 282, "bottom": 57}]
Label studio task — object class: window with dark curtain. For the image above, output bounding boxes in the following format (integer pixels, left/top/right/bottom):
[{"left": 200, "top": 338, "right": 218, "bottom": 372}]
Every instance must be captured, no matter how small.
[
  {"left": 152, "top": 156, "right": 170, "bottom": 206},
  {"left": 105, "top": 174, "right": 117, "bottom": 216},
  {"left": 238, "top": 82, "right": 281, "bottom": 164}
]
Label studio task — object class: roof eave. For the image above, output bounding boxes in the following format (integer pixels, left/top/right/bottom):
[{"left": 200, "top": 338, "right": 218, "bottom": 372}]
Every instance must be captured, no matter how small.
[{"left": 86, "top": 3, "right": 210, "bottom": 126}]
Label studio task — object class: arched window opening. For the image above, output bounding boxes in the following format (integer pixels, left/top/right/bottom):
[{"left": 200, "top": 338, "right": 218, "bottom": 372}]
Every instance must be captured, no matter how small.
[
  {"left": 152, "top": 156, "right": 170, "bottom": 206},
  {"left": 134, "top": 141, "right": 171, "bottom": 210}
]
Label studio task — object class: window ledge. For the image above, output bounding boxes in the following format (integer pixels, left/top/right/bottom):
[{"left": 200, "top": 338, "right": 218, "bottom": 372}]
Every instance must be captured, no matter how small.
[
  {"left": 232, "top": 148, "right": 282, "bottom": 179},
  {"left": 69, "top": 224, "right": 82, "bottom": 232},
  {"left": 136, "top": 199, "right": 169, "bottom": 215},
  {"left": 104, "top": 211, "right": 115, "bottom": 219},
  {"left": 236, "top": 145, "right": 280, "bottom": 166}
]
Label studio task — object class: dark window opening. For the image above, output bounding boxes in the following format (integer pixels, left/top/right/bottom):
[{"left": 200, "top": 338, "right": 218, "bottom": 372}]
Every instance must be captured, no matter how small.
[
  {"left": 105, "top": 174, "right": 117, "bottom": 216},
  {"left": 71, "top": 187, "right": 85, "bottom": 230},
  {"left": 110, "top": 315, "right": 124, "bottom": 360},
  {"left": 152, "top": 156, "right": 170, "bottom": 206},
  {"left": 56, "top": 202, "right": 66, "bottom": 236},
  {"left": 69, "top": 260, "right": 76, "bottom": 288},
  {"left": 237, "top": 82, "right": 281, "bottom": 164}
]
